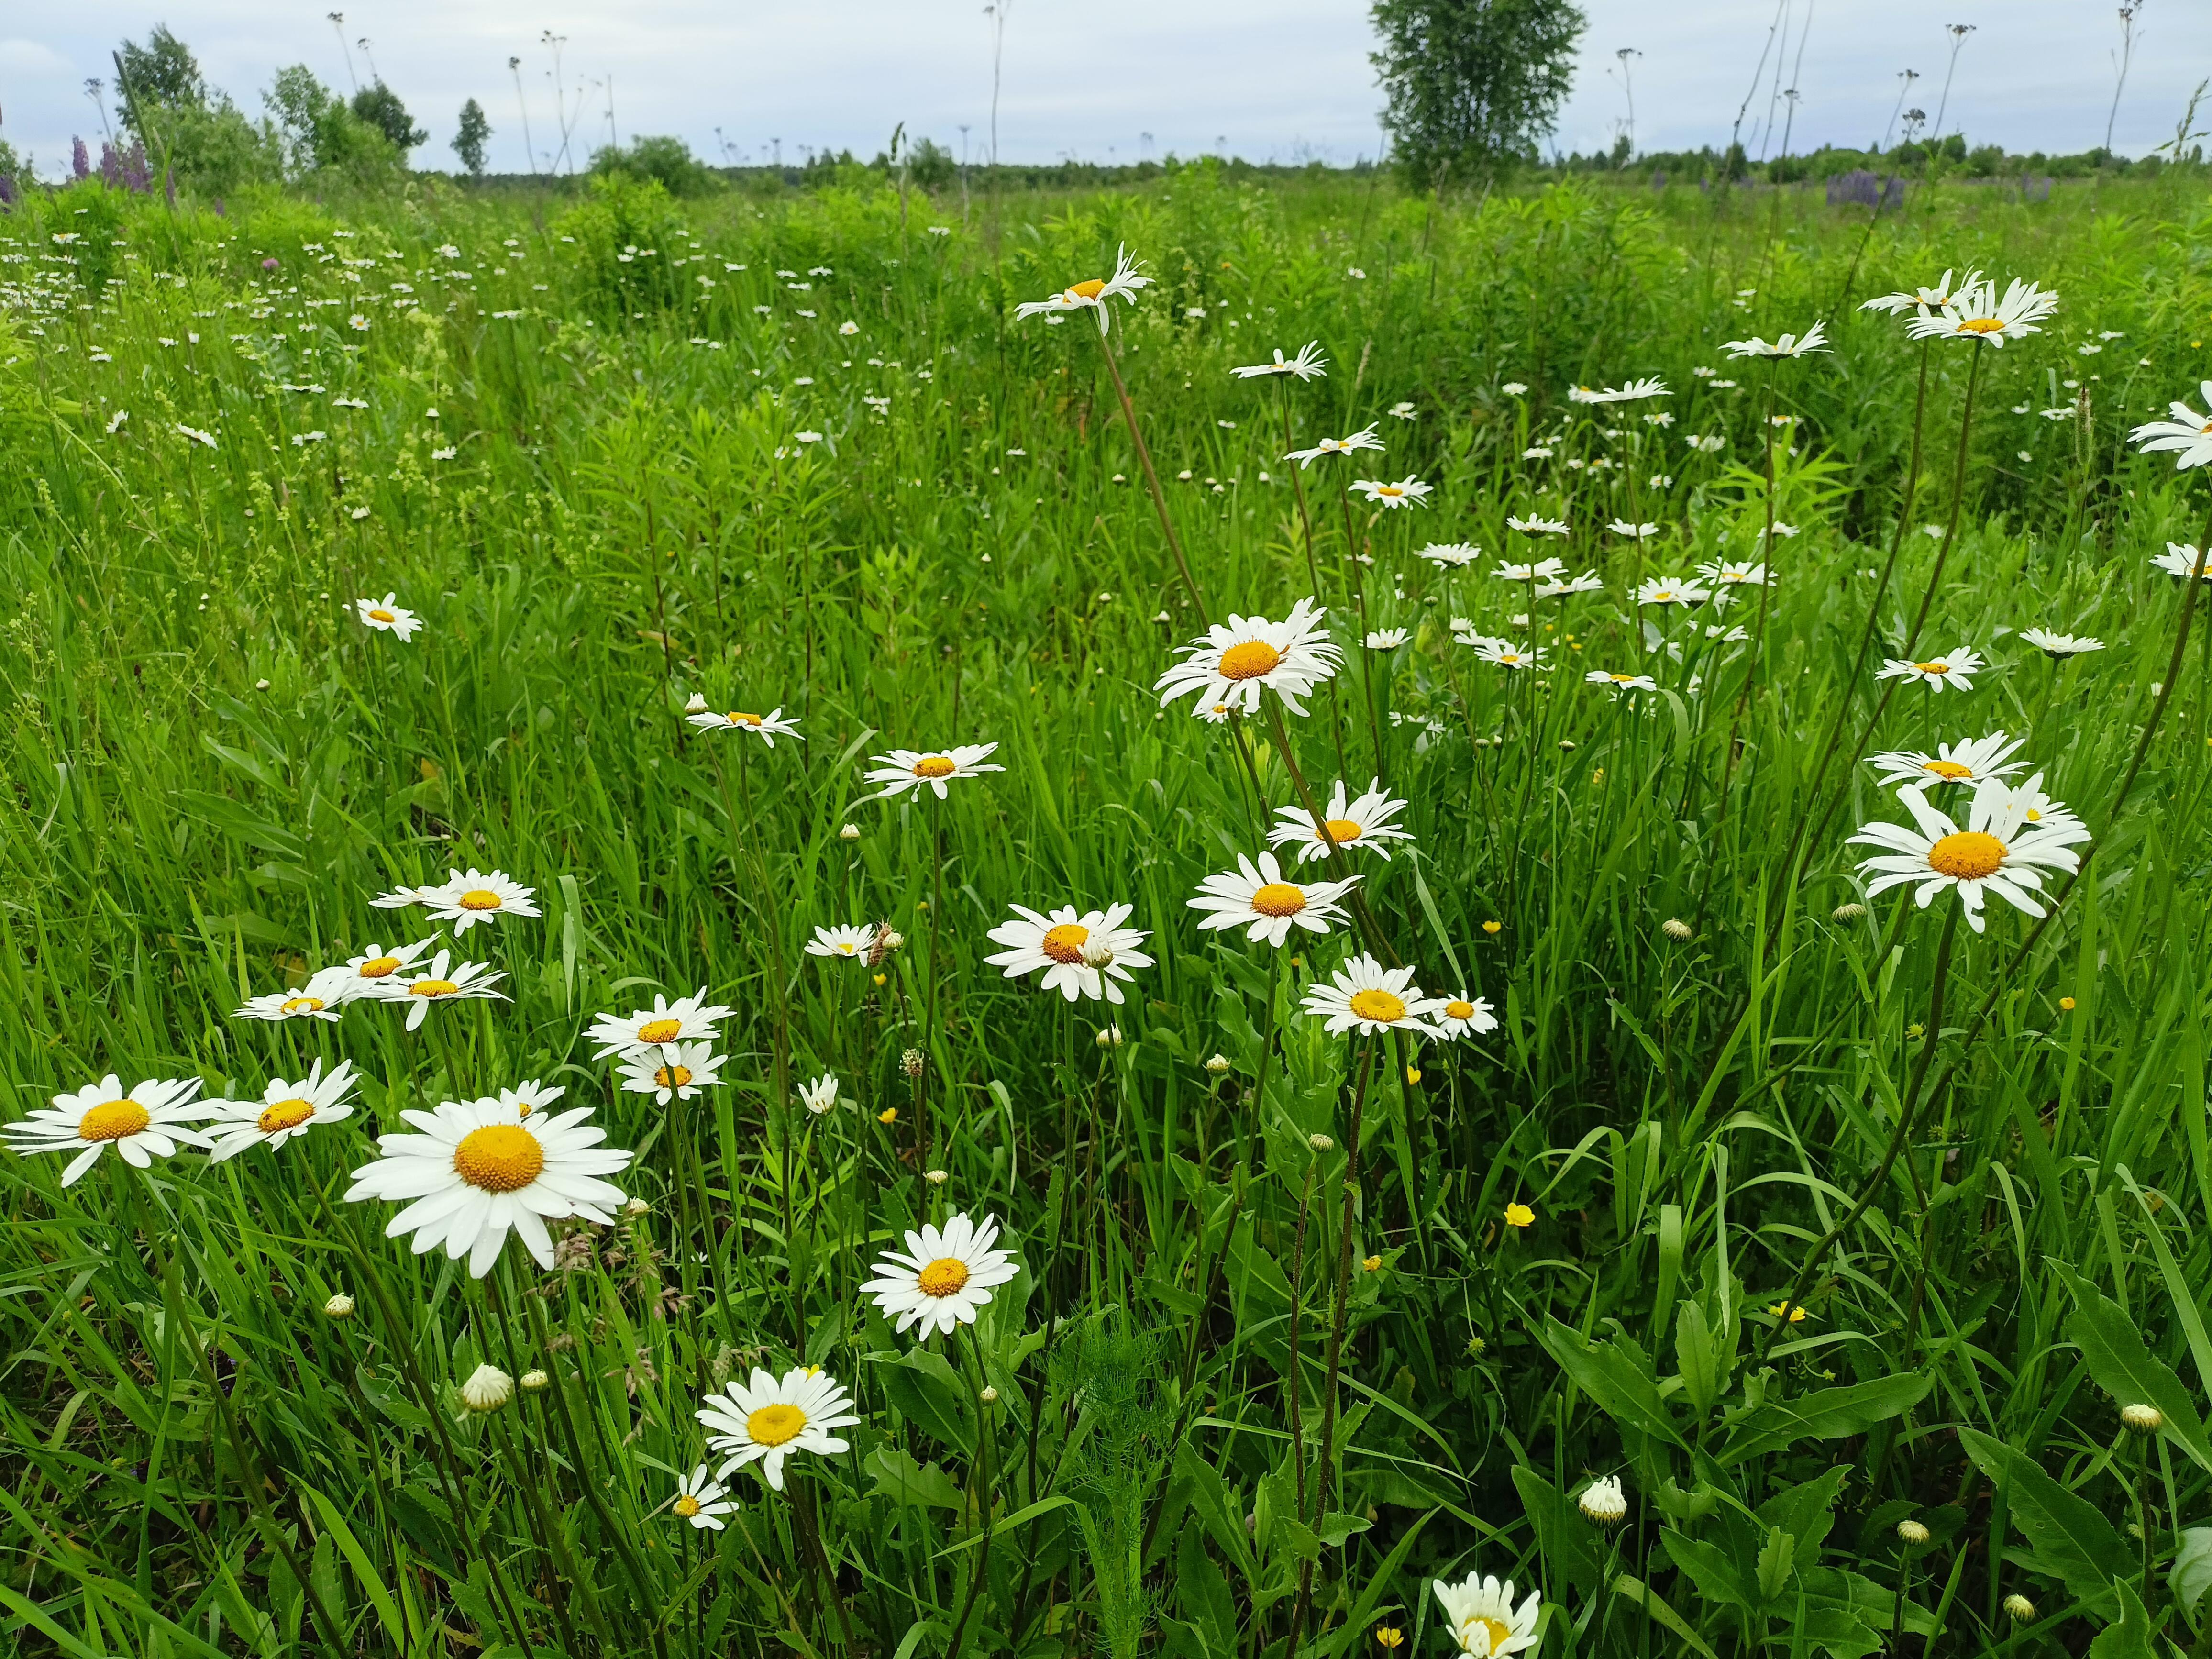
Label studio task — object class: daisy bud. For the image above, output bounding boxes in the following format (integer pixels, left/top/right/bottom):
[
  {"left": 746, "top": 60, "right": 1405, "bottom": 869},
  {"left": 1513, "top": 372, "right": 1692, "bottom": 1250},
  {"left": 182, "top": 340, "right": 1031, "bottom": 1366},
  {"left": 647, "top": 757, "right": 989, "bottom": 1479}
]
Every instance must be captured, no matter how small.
[
  {"left": 323, "top": 1292, "right": 355, "bottom": 1318},
  {"left": 1896, "top": 1518, "right": 1930, "bottom": 1546},
  {"left": 901, "top": 1048, "right": 926, "bottom": 1078},
  {"left": 1081, "top": 939, "right": 1117, "bottom": 969},
  {"left": 460, "top": 1363, "right": 513, "bottom": 1414},
  {"left": 839, "top": 823, "right": 861, "bottom": 841},
  {"left": 1579, "top": 1475, "right": 1629, "bottom": 1526},
  {"left": 255, "top": 678, "right": 271, "bottom": 691},
  {"left": 979, "top": 1385, "right": 999, "bottom": 1403},
  {"left": 1832, "top": 902, "right": 1867, "bottom": 920},
  {"left": 2004, "top": 1594, "right": 2037, "bottom": 1623},
  {"left": 1095, "top": 1024, "right": 1123, "bottom": 1048},
  {"left": 520, "top": 1369, "right": 550, "bottom": 1393},
  {"left": 684, "top": 693, "right": 708, "bottom": 713},
  {"left": 925, "top": 1168, "right": 949, "bottom": 1185},
  {"left": 878, "top": 930, "right": 906, "bottom": 952},
  {"left": 622, "top": 1196, "right": 651, "bottom": 1217},
  {"left": 1662, "top": 918, "right": 1693, "bottom": 941},
  {"left": 2122, "top": 1403, "right": 2165, "bottom": 1434},
  {"left": 1205, "top": 1053, "right": 1232, "bottom": 1074},
  {"left": 1309, "top": 1134, "right": 1335, "bottom": 1151}
]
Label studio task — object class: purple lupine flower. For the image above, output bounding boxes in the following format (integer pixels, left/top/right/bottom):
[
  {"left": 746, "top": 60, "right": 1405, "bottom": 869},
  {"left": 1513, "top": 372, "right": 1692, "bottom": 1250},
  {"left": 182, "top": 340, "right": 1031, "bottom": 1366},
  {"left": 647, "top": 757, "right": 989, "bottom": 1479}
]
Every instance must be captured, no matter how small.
[
  {"left": 124, "top": 144, "right": 152, "bottom": 194},
  {"left": 72, "top": 137, "right": 92, "bottom": 181},
  {"left": 0, "top": 176, "right": 17, "bottom": 210}
]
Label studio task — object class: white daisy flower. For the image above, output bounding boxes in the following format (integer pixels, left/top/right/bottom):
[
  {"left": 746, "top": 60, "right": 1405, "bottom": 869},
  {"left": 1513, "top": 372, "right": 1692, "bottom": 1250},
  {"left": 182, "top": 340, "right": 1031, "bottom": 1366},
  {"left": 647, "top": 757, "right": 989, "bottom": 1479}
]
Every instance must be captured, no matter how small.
[
  {"left": 1266, "top": 778, "right": 1414, "bottom": 864},
  {"left": 686, "top": 706, "right": 803, "bottom": 745},
  {"left": 1860, "top": 267, "right": 1982, "bottom": 317},
  {"left": 1534, "top": 572, "right": 1605, "bottom": 598},
  {"left": 3, "top": 1074, "right": 211, "bottom": 1186},
  {"left": 1867, "top": 732, "right": 2027, "bottom": 789},
  {"left": 1567, "top": 376, "right": 1668, "bottom": 404},
  {"left": 1506, "top": 514, "right": 1570, "bottom": 535},
  {"left": 1153, "top": 598, "right": 1341, "bottom": 718},
  {"left": 1579, "top": 1475, "right": 1630, "bottom": 1525},
  {"left": 2020, "top": 627, "right": 2104, "bottom": 657},
  {"left": 699, "top": 1365, "right": 863, "bottom": 1488},
  {"left": 1586, "top": 670, "right": 1658, "bottom": 693},
  {"left": 1849, "top": 777, "right": 2089, "bottom": 933},
  {"left": 2151, "top": 544, "right": 2212, "bottom": 580},
  {"left": 1283, "top": 425, "right": 1384, "bottom": 466},
  {"left": 379, "top": 950, "right": 508, "bottom": 1031},
  {"left": 206, "top": 1059, "right": 358, "bottom": 1161},
  {"left": 1721, "top": 320, "right": 1830, "bottom": 358},
  {"left": 797, "top": 1073, "right": 840, "bottom": 1115},
  {"left": 1907, "top": 277, "right": 2058, "bottom": 346},
  {"left": 1188, "top": 851, "right": 1360, "bottom": 947},
  {"left": 1609, "top": 520, "right": 1660, "bottom": 540},
  {"left": 1231, "top": 341, "right": 1327, "bottom": 381},
  {"left": 343, "top": 1093, "right": 633, "bottom": 1277},
  {"left": 496, "top": 1079, "right": 564, "bottom": 1118},
  {"left": 1433, "top": 994, "right": 1499, "bottom": 1039},
  {"left": 1474, "top": 640, "right": 1546, "bottom": 670},
  {"left": 368, "top": 879, "right": 440, "bottom": 913},
  {"left": 1301, "top": 952, "right": 1447, "bottom": 1039},
  {"left": 1367, "top": 628, "right": 1409, "bottom": 650},
  {"left": 1013, "top": 244, "right": 1150, "bottom": 333},
  {"left": 1989, "top": 769, "right": 2088, "bottom": 838},
  {"left": 2130, "top": 382, "right": 2212, "bottom": 470},
  {"left": 983, "top": 902, "right": 1153, "bottom": 1003},
  {"left": 1493, "top": 557, "right": 1565, "bottom": 583},
  {"left": 1418, "top": 542, "right": 1483, "bottom": 568},
  {"left": 419, "top": 868, "right": 541, "bottom": 934},
  {"left": 1434, "top": 1573, "right": 1541, "bottom": 1658},
  {"left": 617, "top": 1042, "right": 723, "bottom": 1104},
  {"left": 1502, "top": 381, "right": 1528, "bottom": 395},
  {"left": 1697, "top": 560, "right": 1768, "bottom": 586},
  {"left": 805, "top": 924, "right": 878, "bottom": 961},
  {"left": 1876, "top": 647, "right": 1984, "bottom": 691},
  {"left": 334, "top": 939, "right": 437, "bottom": 996},
  {"left": 862, "top": 742, "right": 1006, "bottom": 801},
  {"left": 1349, "top": 476, "right": 1431, "bottom": 508},
  {"left": 355, "top": 594, "right": 422, "bottom": 640},
  {"left": 1635, "top": 577, "right": 1710, "bottom": 608},
  {"left": 860, "top": 1211, "right": 1021, "bottom": 1337},
  {"left": 234, "top": 963, "right": 359, "bottom": 1022},
  {"left": 670, "top": 1465, "right": 736, "bottom": 1530},
  {"left": 586, "top": 991, "right": 735, "bottom": 1060}
]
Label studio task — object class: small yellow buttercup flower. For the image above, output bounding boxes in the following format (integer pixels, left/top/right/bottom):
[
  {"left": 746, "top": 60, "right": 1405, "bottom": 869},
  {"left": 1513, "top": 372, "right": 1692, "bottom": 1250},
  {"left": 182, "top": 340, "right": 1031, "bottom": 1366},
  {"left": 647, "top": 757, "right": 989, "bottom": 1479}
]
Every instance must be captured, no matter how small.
[
  {"left": 1362, "top": 1254, "right": 1383, "bottom": 1272},
  {"left": 877, "top": 1107, "right": 898, "bottom": 1125},
  {"left": 1482, "top": 919, "right": 1503, "bottom": 935},
  {"left": 1376, "top": 1630, "right": 1405, "bottom": 1651},
  {"left": 2058, "top": 996, "right": 2076, "bottom": 1010},
  {"left": 1769, "top": 1301, "right": 1810, "bottom": 1324},
  {"left": 1504, "top": 1203, "right": 1535, "bottom": 1229},
  {"left": 1405, "top": 1065, "right": 1422, "bottom": 1085}
]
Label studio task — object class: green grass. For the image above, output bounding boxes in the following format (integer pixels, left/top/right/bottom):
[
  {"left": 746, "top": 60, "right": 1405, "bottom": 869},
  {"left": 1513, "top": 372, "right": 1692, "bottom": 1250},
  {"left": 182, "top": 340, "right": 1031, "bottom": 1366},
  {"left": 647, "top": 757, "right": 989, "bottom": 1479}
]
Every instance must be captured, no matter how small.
[{"left": 5, "top": 161, "right": 2212, "bottom": 1659}]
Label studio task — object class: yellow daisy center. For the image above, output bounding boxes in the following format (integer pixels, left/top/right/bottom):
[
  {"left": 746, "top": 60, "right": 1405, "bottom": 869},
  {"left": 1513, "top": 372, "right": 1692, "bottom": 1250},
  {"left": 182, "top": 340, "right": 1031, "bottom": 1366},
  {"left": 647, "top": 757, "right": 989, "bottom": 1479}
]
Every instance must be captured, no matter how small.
[
  {"left": 912, "top": 755, "right": 958, "bottom": 778},
  {"left": 1348, "top": 988, "right": 1407, "bottom": 1023},
  {"left": 727, "top": 712, "right": 762, "bottom": 726},
  {"left": 453, "top": 1124, "right": 545, "bottom": 1193},
  {"left": 368, "top": 608, "right": 396, "bottom": 622},
  {"left": 1250, "top": 882, "right": 1307, "bottom": 918},
  {"left": 1446, "top": 1000, "right": 1476, "bottom": 1020},
  {"left": 1463, "top": 1617, "right": 1515, "bottom": 1655},
  {"left": 1218, "top": 641, "right": 1284, "bottom": 681},
  {"left": 1922, "top": 760, "right": 1974, "bottom": 780},
  {"left": 78, "top": 1099, "right": 151, "bottom": 1142},
  {"left": 458, "top": 888, "right": 503, "bottom": 911},
  {"left": 280, "top": 995, "right": 326, "bottom": 1014},
  {"left": 1322, "top": 817, "right": 1364, "bottom": 843},
  {"left": 917, "top": 1257, "right": 973, "bottom": 1297},
  {"left": 637, "top": 1018, "right": 684, "bottom": 1044},
  {"left": 1375, "top": 486, "right": 1404, "bottom": 498},
  {"left": 1928, "top": 830, "right": 2006, "bottom": 880},
  {"left": 1913, "top": 661, "right": 1951, "bottom": 675},
  {"left": 1957, "top": 317, "right": 2005, "bottom": 334},
  {"left": 410, "top": 978, "right": 460, "bottom": 998},
  {"left": 358, "top": 955, "right": 402, "bottom": 978},
  {"left": 258, "top": 1097, "right": 316, "bottom": 1134},
  {"left": 1066, "top": 278, "right": 1107, "bottom": 300},
  {"left": 673, "top": 1494, "right": 703, "bottom": 1517},
  {"left": 747, "top": 1402, "right": 809, "bottom": 1445},
  {"left": 1040, "top": 923, "right": 1090, "bottom": 964},
  {"left": 654, "top": 1064, "right": 694, "bottom": 1089}
]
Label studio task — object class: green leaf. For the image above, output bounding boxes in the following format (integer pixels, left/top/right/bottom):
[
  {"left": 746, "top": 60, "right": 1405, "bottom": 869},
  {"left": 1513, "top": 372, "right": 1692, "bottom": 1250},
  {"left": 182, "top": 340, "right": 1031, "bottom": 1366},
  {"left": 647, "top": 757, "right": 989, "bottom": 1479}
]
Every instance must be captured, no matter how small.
[
  {"left": 1613, "top": 1574, "right": 1723, "bottom": 1659},
  {"left": 1958, "top": 1427, "right": 2128, "bottom": 1608},
  {"left": 1511, "top": 1465, "right": 1604, "bottom": 1599},
  {"left": 1755, "top": 1526, "right": 1796, "bottom": 1604},
  {"left": 2087, "top": 1581, "right": 2156, "bottom": 1659},
  {"left": 1537, "top": 1316, "right": 1687, "bottom": 1449},
  {"left": 1676, "top": 1301, "right": 1724, "bottom": 1421},
  {"left": 2053, "top": 1260, "right": 2212, "bottom": 1475},
  {"left": 1659, "top": 1529, "right": 1751, "bottom": 1612},
  {"left": 866, "top": 1447, "right": 962, "bottom": 1509},
  {"left": 1714, "top": 1373, "right": 1931, "bottom": 1465},
  {"left": 2171, "top": 1528, "right": 2212, "bottom": 1617},
  {"left": 1756, "top": 1465, "right": 1849, "bottom": 1564}
]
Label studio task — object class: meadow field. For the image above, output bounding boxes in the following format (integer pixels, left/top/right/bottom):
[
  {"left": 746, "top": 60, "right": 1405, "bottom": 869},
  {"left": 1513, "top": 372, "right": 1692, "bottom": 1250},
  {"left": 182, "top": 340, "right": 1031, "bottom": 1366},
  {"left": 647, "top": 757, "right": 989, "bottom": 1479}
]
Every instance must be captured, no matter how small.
[{"left": 5, "top": 161, "right": 2212, "bottom": 1659}]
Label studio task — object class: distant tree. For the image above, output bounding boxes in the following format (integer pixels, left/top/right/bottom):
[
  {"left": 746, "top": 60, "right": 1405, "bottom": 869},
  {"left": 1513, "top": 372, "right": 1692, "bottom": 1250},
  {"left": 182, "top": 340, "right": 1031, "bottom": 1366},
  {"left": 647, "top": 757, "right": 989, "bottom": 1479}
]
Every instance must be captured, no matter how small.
[
  {"left": 350, "top": 82, "right": 426, "bottom": 154},
  {"left": 590, "top": 135, "right": 715, "bottom": 197},
  {"left": 1370, "top": 0, "right": 1586, "bottom": 187},
  {"left": 113, "top": 25, "right": 207, "bottom": 135},
  {"left": 453, "top": 98, "right": 491, "bottom": 175},
  {"left": 265, "top": 65, "right": 403, "bottom": 181}
]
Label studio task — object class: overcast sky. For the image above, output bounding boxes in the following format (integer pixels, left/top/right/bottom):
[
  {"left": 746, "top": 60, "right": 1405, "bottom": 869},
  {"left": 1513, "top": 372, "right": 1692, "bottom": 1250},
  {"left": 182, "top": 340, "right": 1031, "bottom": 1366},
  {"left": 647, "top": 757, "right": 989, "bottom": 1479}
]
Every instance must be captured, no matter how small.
[{"left": 5, "top": 1, "right": 2205, "bottom": 180}]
